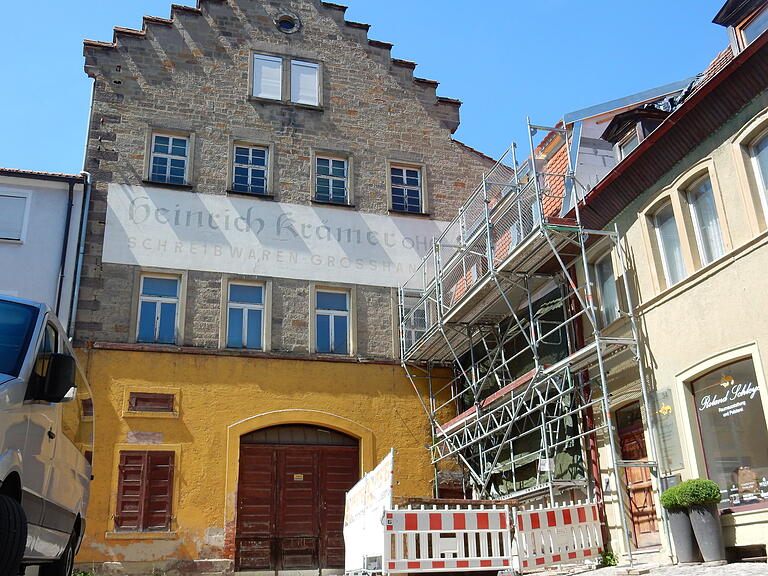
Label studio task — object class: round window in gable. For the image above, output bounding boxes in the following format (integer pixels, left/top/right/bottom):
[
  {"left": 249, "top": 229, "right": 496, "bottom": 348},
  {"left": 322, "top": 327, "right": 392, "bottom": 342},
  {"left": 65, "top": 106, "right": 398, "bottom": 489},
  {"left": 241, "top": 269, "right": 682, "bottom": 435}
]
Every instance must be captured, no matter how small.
[{"left": 275, "top": 13, "right": 301, "bottom": 34}]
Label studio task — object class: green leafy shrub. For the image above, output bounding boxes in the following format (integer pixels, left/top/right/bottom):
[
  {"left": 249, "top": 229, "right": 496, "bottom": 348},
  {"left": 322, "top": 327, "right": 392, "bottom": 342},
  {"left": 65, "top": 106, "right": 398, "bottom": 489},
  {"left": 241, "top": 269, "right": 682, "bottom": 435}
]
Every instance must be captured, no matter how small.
[
  {"left": 74, "top": 572, "right": 95, "bottom": 576},
  {"left": 678, "top": 478, "right": 722, "bottom": 507},
  {"left": 600, "top": 550, "right": 619, "bottom": 566},
  {"left": 660, "top": 484, "right": 684, "bottom": 509}
]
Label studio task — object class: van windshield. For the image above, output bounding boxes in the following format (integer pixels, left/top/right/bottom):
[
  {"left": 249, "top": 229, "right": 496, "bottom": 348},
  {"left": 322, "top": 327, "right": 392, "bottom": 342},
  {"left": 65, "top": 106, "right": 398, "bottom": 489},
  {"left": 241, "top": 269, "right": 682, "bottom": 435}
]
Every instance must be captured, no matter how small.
[{"left": 0, "top": 300, "right": 38, "bottom": 377}]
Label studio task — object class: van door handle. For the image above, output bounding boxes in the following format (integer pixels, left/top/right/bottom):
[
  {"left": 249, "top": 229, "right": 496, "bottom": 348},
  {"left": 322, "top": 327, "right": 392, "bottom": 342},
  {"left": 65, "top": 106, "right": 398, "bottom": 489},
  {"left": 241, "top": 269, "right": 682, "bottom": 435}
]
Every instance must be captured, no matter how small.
[{"left": 47, "top": 429, "right": 56, "bottom": 440}]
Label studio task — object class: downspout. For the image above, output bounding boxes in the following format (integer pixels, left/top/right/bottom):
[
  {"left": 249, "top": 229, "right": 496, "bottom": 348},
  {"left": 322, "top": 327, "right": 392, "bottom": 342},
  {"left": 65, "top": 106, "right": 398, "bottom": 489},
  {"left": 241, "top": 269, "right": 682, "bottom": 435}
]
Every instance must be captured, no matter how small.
[
  {"left": 67, "top": 171, "right": 91, "bottom": 337},
  {"left": 55, "top": 181, "right": 75, "bottom": 317}
]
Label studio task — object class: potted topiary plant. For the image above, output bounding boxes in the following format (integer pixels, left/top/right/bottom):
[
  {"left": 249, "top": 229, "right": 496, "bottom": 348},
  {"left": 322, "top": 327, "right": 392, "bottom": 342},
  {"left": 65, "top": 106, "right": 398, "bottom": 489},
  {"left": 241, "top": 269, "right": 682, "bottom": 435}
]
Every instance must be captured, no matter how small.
[
  {"left": 660, "top": 484, "right": 702, "bottom": 564},
  {"left": 678, "top": 479, "right": 726, "bottom": 564}
]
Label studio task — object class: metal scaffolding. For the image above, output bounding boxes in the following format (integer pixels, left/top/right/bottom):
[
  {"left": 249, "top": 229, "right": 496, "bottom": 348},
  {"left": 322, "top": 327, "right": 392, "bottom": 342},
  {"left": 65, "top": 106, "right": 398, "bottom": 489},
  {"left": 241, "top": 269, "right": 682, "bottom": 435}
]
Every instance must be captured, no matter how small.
[{"left": 398, "top": 120, "right": 662, "bottom": 560}]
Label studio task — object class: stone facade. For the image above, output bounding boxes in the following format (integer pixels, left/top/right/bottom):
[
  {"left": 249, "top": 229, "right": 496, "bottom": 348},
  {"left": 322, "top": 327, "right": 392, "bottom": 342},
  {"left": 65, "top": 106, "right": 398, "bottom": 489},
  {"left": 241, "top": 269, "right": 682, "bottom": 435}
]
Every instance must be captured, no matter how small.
[{"left": 78, "top": 0, "right": 495, "bottom": 356}]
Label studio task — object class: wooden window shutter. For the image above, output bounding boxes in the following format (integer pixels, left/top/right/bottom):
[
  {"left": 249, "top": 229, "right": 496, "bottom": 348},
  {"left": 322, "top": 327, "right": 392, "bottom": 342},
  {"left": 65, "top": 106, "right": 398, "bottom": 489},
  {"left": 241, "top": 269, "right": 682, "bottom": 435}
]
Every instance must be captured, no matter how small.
[
  {"left": 128, "top": 392, "right": 175, "bottom": 413},
  {"left": 81, "top": 398, "right": 94, "bottom": 417},
  {"left": 115, "top": 451, "right": 148, "bottom": 531},
  {"left": 115, "top": 450, "right": 175, "bottom": 531},
  {"left": 144, "top": 451, "right": 175, "bottom": 531}
]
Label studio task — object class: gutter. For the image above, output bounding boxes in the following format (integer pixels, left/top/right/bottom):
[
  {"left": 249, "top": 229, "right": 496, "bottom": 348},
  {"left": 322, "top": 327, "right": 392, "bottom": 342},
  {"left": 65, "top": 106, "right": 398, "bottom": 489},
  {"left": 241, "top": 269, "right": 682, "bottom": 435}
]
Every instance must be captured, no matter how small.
[
  {"left": 67, "top": 171, "right": 91, "bottom": 337},
  {"left": 54, "top": 181, "right": 75, "bottom": 318}
]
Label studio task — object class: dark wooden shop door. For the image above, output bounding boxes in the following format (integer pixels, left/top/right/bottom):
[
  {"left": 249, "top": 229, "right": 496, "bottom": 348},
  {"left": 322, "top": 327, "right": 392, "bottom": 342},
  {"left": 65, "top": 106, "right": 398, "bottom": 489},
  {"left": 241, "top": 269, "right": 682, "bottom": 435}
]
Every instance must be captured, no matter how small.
[
  {"left": 236, "top": 426, "right": 359, "bottom": 571},
  {"left": 616, "top": 402, "right": 660, "bottom": 549}
]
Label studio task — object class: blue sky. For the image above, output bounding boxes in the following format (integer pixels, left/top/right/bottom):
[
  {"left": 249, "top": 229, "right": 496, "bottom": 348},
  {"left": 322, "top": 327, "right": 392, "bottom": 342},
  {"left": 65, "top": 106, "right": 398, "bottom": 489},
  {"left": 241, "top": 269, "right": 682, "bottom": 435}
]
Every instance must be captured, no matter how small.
[{"left": 0, "top": 1, "right": 727, "bottom": 174}]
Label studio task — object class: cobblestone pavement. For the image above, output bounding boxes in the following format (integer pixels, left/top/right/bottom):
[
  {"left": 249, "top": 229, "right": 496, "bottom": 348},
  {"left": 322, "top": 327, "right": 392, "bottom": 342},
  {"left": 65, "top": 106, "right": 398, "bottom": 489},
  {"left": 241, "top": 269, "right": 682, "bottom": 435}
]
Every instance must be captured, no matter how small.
[{"left": 600, "top": 562, "right": 768, "bottom": 576}]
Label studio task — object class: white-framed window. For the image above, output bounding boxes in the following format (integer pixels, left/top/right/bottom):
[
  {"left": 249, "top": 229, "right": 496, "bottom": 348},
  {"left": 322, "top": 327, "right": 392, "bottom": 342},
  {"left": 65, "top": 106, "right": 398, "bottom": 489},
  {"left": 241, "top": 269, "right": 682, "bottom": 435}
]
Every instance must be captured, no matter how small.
[
  {"left": 687, "top": 176, "right": 724, "bottom": 266},
  {"left": 291, "top": 60, "right": 320, "bottom": 106},
  {"left": 150, "top": 133, "right": 189, "bottom": 185},
  {"left": 137, "top": 276, "right": 180, "bottom": 344},
  {"left": 0, "top": 192, "right": 29, "bottom": 242},
  {"left": 618, "top": 130, "right": 640, "bottom": 160},
  {"left": 315, "top": 156, "right": 348, "bottom": 204},
  {"left": 751, "top": 130, "right": 768, "bottom": 214},
  {"left": 390, "top": 165, "right": 423, "bottom": 213},
  {"left": 402, "top": 304, "right": 428, "bottom": 352},
  {"left": 594, "top": 253, "right": 620, "bottom": 326},
  {"left": 653, "top": 203, "right": 686, "bottom": 287},
  {"left": 232, "top": 144, "right": 269, "bottom": 196},
  {"left": 315, "top": 290, "right": 349, "bottom": 354},
  {"left": 226, "top": 283, "right": 264, "bottom": 350},
  {"left": 252, "top": 53, "right": 320, "bottom": 107}
]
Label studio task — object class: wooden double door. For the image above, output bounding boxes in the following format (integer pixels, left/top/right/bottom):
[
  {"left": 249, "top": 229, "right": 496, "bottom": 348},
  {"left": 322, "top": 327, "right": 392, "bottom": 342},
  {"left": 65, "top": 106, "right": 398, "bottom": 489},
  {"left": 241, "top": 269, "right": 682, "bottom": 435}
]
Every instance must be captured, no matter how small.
[
  {"left": 616, "top": 402, "right": 660, "bottom": 549},
  {"left": 236, "top": 427, "right": 359, "bottom": 571}
]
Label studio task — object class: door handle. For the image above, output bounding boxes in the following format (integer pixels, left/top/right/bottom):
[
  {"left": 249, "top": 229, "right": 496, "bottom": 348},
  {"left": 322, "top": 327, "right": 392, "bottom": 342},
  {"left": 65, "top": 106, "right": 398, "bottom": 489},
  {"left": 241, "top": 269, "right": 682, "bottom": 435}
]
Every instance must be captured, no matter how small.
[{"left": 47, "top": 429, "right": 56, "bottom": 440}]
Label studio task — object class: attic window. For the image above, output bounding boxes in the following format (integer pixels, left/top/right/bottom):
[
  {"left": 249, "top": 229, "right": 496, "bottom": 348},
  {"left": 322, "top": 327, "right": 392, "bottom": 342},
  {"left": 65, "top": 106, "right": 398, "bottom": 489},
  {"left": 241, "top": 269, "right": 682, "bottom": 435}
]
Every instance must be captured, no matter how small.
[{"left": 276, "top": 13, "right": 300, "bottom": 34}]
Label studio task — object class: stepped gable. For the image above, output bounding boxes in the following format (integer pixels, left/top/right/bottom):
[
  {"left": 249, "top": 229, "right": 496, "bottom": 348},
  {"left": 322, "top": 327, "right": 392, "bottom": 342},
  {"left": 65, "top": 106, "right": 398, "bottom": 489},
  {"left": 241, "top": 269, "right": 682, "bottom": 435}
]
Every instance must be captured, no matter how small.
[{"left": 83, "top": 0, "right": 462, "bottom": 132}]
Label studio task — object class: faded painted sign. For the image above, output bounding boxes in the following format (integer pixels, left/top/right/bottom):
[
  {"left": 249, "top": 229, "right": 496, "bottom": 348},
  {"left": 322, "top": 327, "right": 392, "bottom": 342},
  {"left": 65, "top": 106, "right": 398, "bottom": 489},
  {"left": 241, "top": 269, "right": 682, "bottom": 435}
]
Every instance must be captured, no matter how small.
[{"left": 103, "top": 184, "right": 448, "bottom": 288}]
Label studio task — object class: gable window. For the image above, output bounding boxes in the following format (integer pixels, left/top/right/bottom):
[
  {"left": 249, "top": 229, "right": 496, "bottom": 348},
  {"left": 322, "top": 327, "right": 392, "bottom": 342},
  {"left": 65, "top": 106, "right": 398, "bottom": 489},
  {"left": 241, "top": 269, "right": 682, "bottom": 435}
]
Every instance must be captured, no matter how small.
[
  {"left": 315, "top": 290, "right": 349, "bottom": 354},
  {"left": 687, "top": 176, "right": 724, "bottom": 266},
  {"left": 252, "top": 53, "right": 320, "bottom": 107},
  {"left": 0, "top": 193, "right": 28, "bottom": 242},
  {"left": 232, "top": 144, "right": 269, "bottom": 196},
  {"left": 742, "top": 4, "right": 768, "bottom": 46},
  {"left": 315, "top": 156, "right": 348, "bottom": 204},
  {"left": 137, "top": 276, "right": 179, "bottom": 344},
  {"left": 391, "top": 165, "right": 423, "bottom": 213},
  {"left": 618, "top": 130, "right": 640, "bottom": 160},
  {"left": 115, "top": 450, "right": 175, "bottom": 532},
  {"left": 751, "top": 131, "right": 768, "bottom": 212},
  {"left": 227, "top": 283, "right": 264, "bottom": 350},
  {"left": 594, "top": 253, "right": 620, "bottom": 326},
  {"left": 150, "top": 134, "right": 188, "bottom": 185},
  {"left": 653, "top": 203, "right": 686, "bottom": 287}
]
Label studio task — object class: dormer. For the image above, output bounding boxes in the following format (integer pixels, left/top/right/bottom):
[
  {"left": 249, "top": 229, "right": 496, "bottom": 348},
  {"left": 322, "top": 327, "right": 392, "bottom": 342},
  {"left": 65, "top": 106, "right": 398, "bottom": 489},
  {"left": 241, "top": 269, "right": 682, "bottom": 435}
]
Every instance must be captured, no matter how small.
[
  {"left": 713, "top": 0, "right": 768, "bottom": 54},
  {"left": 600, "top": 106, "right": 670, "bottom": 162}
]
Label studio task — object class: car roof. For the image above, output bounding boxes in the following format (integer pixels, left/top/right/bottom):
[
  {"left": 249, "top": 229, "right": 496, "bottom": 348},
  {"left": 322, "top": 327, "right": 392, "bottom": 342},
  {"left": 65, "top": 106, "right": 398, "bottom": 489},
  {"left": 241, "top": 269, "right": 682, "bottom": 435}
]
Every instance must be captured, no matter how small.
[{"left": 0, "top": 294, "right": 49, "bottom": 313}]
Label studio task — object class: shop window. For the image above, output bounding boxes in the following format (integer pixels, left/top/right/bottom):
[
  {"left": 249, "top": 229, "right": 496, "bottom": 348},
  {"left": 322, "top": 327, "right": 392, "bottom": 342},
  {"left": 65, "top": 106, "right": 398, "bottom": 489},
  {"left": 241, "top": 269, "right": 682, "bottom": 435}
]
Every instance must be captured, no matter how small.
[
  {"left": 594, "top": 253, "right": 620, "bottom": 326},
  {"left": 149, "top": 133, "right": 189, "bottom": 185},
  {"left": 115, "top": 450, "right": 175, "bottom": 532},
  {"left": 0, "top": 193, "right": 29, "bottom": 242},
  {"left": 653, "top": 203, "right": 686, "bottom": 287},
  {"left": 227, "top": 283, "right": 264, "bottom": 350},
  {"left": 691, "top": 357, "right": 768, "bottom": 509},
  {"left": 315, "top": 290, "right": 349, "bottom": 354},
  {"left": 687, "top": 176, "right": 725, "bottom": 266},
  {"left": 232, "top": 144, "right": 269, "bottom": 196},
  {"left": 137, "top": 276, "right": 180, "bottom": 344}
]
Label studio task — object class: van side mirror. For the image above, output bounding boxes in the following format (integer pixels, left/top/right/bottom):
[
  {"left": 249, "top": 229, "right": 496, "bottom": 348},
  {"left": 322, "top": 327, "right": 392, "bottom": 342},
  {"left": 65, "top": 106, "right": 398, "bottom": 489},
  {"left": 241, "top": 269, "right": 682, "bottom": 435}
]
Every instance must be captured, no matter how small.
[{"left": 39, "top": 354, "right": 76, "bottom": 403}]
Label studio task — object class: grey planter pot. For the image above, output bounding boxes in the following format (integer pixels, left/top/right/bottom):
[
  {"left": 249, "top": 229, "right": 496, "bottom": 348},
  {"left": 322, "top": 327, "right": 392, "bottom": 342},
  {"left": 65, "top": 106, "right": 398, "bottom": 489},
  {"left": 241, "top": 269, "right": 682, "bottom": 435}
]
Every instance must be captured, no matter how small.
[
  {"left": 688, "top": 503, "right": 726, "bottom": 563},
  {"left": 667, "top": 508, "right": 703, "bottom": 564}
]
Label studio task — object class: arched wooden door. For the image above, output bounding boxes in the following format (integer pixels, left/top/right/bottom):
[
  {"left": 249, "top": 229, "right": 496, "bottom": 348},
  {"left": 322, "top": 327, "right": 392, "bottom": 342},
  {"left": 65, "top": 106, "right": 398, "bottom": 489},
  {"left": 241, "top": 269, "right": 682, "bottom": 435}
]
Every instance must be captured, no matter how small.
[{"left": 235, "top": 425, "right": 359, "bottom": 571}]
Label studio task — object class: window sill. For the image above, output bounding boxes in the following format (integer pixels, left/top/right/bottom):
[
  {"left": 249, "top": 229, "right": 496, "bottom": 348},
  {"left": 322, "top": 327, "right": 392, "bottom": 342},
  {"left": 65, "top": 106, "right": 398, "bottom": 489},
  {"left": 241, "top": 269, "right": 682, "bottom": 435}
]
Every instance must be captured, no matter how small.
[
  {"left": 142, "top": 179, "right": 193, "bottom": 190},
  {"left": 105, "top": 531, "right": 177, "bottom": 540},
  {"left": 388, "top": 209, "right": 431, "bottom": 218},
  {"left": 0, "top": 238, "right": 23, "bottom": 245},
  {"left": 720, "top": 502, "right": 768, "bottom": 516},
  {"left": 247, "top": 96, "right": 323, "bottom": 111},
  {"left": 226, "top": 190, "right": 275, "bottom": 201},
  {"left": 311, "top": 199, "right": 355, "bottom": 209}
]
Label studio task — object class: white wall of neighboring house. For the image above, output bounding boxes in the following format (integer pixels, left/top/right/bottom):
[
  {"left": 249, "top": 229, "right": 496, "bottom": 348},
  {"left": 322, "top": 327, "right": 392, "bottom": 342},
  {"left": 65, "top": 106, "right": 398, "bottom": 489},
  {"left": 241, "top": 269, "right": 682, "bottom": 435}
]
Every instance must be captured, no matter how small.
[{"left": 0, "top": 172, "right": 85, "bottom": 332}]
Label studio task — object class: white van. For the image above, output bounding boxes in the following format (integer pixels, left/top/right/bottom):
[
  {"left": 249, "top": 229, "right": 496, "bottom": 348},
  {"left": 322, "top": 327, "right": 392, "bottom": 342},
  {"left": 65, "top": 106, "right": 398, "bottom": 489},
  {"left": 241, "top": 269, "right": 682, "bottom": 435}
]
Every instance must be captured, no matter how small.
[{"left": 0, "top": 295, "right": 92, "bottom": 576}]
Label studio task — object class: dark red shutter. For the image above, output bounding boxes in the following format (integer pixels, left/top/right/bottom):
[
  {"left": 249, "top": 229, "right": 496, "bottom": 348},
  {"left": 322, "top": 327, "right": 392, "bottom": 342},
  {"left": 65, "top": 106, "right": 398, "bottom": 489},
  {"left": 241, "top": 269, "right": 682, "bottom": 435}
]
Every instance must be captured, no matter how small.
[
  {"left": 128, "top": 392, "right": 175, "bottom": 412},
  {"left": 115, "top": 450, "right": 174, "bottom": 531},
  {"left": 144, "top": 451, "right": 174, "bottom": 530},
  {"left": 115, "top": 451, "right": 148, "bottom": 531},
  {"left": 81, "top": 398, "right": 94, "bottom": 417}
]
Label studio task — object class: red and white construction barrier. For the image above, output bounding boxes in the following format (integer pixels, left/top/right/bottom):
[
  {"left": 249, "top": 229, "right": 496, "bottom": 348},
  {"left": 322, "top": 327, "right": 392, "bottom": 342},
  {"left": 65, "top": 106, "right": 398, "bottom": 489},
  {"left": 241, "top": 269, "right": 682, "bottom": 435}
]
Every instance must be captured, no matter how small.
[
  {"left": 382, "top": 505, "right": 513, "bottom": 573},
  {"left": 512, "top": 501, "right": 603, "bottom": 573}
]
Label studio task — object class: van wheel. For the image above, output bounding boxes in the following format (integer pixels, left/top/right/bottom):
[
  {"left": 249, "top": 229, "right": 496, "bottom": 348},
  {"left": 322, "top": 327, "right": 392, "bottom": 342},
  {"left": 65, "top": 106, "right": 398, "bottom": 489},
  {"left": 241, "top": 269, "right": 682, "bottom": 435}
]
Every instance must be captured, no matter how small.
[
  {"left": 39, "top": 528, "right": 76, "bottom": 576},
  {"left": 0, "top": 494, "right": 27, "bottom": 576}
]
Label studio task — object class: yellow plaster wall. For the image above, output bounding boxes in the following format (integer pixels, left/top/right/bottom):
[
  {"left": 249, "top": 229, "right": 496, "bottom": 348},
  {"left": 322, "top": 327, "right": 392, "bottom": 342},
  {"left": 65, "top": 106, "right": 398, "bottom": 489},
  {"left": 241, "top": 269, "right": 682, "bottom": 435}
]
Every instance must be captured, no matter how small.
[{"left": 75, "top": 348, "right": 438, "bottom": 563}]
